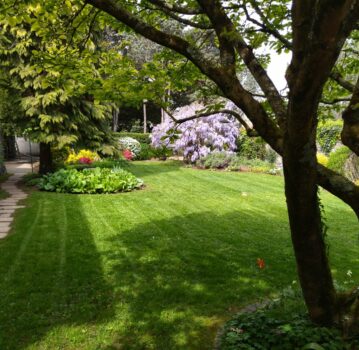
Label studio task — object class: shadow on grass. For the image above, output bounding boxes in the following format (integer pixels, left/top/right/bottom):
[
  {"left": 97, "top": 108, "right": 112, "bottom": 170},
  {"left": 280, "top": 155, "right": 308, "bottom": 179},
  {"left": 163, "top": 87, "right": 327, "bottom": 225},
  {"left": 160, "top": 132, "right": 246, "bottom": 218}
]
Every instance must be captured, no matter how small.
[
  {"left": 0, "top": 190, "right": 296, "bottom": 350},
  {"left": 0, "top": 193, "right": 115, "bottom": 350},
  {"left": 96, "top": 209, "right": 295, "bottom": 350}
]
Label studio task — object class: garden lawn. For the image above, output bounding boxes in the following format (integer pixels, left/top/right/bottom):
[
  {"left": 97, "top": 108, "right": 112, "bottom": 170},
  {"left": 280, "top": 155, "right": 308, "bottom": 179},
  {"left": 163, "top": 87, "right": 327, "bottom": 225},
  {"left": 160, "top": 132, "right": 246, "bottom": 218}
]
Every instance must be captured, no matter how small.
[{"left": 0, "top": 161, "right": 357, "bottom": 350}]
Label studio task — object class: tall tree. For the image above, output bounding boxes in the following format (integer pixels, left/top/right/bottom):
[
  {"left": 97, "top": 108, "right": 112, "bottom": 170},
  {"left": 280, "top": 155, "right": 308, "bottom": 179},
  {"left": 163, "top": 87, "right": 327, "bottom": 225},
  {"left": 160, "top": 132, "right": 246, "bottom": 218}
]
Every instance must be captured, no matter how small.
[{"left": 83, "top": 0, "right": 359, "bottom": 328}]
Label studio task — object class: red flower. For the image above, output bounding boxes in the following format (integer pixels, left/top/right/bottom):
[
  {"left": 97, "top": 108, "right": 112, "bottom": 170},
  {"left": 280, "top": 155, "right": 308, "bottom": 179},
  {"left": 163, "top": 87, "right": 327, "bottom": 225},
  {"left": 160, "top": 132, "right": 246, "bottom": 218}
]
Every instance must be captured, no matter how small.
[
  {"left": 123, "top": 149, "right": 133, "bottom": 160},
  {"left": 78, "top": 157, "right": 93, "bottom": 164},
  {"left": 256, "top": 258, "right": 265, "bottom": 269}
]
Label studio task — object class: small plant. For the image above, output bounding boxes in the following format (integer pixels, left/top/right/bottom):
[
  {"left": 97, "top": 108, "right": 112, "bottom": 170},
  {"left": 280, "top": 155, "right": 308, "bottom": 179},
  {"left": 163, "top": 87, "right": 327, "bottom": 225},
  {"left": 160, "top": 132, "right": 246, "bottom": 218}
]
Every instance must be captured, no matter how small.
[{"left": 39, "top": 167, "right": 143, "bottom": 194}]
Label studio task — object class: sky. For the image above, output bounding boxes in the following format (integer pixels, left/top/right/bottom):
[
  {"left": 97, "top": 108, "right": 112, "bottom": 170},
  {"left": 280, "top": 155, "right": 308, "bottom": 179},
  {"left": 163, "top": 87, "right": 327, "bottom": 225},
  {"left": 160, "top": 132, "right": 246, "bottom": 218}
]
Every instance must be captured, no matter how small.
[{"left": 267, "top": 52, "right": 292, "bottom": 91}]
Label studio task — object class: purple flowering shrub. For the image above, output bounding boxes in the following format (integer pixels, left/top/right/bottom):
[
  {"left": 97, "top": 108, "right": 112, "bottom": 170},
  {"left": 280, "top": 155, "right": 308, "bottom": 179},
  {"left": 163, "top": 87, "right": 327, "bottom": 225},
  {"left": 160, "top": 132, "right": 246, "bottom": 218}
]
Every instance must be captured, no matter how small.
[{"left": 151, "top": 106, "right": 240, "bottom": 163}]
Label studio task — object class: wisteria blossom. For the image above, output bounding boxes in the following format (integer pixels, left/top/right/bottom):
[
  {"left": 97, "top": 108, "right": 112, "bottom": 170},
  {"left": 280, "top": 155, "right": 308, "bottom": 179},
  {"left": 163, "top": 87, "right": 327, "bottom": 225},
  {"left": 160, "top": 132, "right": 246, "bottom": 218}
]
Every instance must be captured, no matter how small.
[{"left": 151, "top": 102, "right": 240, "bottom": 163}]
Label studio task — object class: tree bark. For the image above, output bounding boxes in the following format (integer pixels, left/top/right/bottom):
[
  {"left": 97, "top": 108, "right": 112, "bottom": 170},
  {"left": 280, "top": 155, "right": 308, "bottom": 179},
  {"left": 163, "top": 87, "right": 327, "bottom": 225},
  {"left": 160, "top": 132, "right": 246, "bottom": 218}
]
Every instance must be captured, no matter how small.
[
  {"left": 283, "top": 137, "right": 337, "bottom": 325},
  {"left": 39, "top": 142, "right": 53, "bottom": 174}
]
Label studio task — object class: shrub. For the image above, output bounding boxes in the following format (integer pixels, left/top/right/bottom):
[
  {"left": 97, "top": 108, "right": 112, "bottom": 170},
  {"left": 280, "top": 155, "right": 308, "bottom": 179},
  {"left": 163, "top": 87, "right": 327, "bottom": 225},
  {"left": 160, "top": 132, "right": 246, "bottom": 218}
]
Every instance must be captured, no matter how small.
[
  {"left": 118, "top": 137, "right": 141, "bottom": 159},
  {"left": 317, "top": 153, "right": 329, "bottom": 166},
  {"left": 137, "top": 143, "right": 156, "bottom": 160},
  {"left": 317, "top": 120, "right": 343, "bottom": 154},
  {"left": 327, "top": 146, "right": 351, "bottom": 175},
  {"left": 197, "top": 152, "right": 235, "bottom": 169},
  {"left": 117, "top": 132, "right": 151, "bottom": 144},
  {"left": 65, "top": 149, "right": 100, "bottom": 164},
  {"left": 151, "top": 104, "right": 240, "bottom": 163},
  {"left": 39, "top": 167, "right": 143, "bottom": 194},
  {"left": 197, "top": 152, "right": 272, "bottom": 173},
  {"left": 236, "top": 131, "right": 266, "bottom": 160}
]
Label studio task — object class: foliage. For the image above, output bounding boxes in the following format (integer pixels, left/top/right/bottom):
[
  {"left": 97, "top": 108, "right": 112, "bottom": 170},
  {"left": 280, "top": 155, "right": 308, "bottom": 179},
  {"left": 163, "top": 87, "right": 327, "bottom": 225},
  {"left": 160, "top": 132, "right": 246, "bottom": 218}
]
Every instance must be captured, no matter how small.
[
  {"left": 65, "top": 149, "right": 100, "bottom": 165},
  {"left": 221, "top": 293, "right": 359, "bottom": 350},
  {"left": 64, "top": 159, "right": 127, "bottom": 171},
  {"left": 317, "top": 120, "right": 343, "bottom": 155},
  {"left": 317, "top": 153, "right": 329, "bottom": 167},
  {"left": 151, "top": 108, "right": 239, "bottom": 163},
  {"left": 236, "top": 131, "right": 267, "bottom": 160},
  {"left": 117, "top": 132, "right": 151, "bottom": 144},
  {"left": 129, "top": 120, "right": 143, "bottom": 133},
  {"left": 196, "top": 152, "right": 273, "bottom": 173},
  {"left": 328, "top": 147, "right": 351, "bottom": 176},
  {"left": 39, "top": 167, "right": 143, "bottom": 194},
  {"left": 136, "top": 143, "right": 156, "bottom": 160},
  {"left": 118, "top": 137, "right": 141, "bottom": 159}
]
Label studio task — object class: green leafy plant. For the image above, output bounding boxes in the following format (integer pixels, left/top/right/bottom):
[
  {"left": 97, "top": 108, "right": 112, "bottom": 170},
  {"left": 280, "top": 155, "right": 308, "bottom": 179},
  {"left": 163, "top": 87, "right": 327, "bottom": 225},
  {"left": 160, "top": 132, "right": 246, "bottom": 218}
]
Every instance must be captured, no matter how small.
[
  {"left": 236, "top": 132, "right": 267, "bottom": 160},
  {"left": 221, "top": 287, "right": 359, "bottom": 350},
  {"left": 327, "top": 147, "right": 351, "bottom": 175},
  {"left": 39, "top": 167, "right": 143, "bottom": 194},
  {"left": 317, "top": 120, "right": 343, "bottom": 154}
]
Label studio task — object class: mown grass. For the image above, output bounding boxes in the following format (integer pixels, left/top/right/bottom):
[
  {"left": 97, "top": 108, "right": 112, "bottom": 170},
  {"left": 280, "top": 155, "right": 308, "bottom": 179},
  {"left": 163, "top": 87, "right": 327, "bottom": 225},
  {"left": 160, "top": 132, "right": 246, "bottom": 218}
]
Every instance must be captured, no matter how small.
[{"left": 0, "top": 161, "right": 357, "bottom": 350}]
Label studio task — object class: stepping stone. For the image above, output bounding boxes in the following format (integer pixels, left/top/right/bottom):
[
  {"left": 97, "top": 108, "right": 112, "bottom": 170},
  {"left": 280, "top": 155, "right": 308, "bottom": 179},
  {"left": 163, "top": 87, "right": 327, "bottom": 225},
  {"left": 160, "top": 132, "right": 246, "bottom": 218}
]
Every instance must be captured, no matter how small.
[
  {"left": 0, "top": 206, "right": 25, "bottom": 209},
  {"left": 0, "top": 232, "right": 8, "bottom": 239},
  {"left": 0, "top": 218, "right": 13, "bottom": 222}
]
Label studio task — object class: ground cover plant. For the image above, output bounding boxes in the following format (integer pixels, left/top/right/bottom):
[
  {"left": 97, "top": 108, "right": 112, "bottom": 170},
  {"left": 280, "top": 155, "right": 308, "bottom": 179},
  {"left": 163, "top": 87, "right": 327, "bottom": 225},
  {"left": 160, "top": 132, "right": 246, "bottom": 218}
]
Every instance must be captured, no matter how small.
[
  {"left": 39, "top": 167, "right": 143, "bottom": 194},
  {"left": 0, "top": 162, "right": 357, "bottom": 349}
]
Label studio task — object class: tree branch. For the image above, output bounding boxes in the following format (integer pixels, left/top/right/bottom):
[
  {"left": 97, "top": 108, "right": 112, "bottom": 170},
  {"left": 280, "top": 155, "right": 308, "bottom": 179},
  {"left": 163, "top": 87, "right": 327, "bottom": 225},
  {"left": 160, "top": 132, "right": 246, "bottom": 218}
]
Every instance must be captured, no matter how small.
[
  {"left": 146, "top": 1, "right": 212, "bottom": 30},
  {"left": 145, "top": 0, "right": 204, "bottom": 15},
  {"left": 330, "top": 71, "right": 355, "bottom": 93},
  {"left": 164, "top": 107, "right": 256, "bottom": 135},
  {"left": 197, "top": 0, "right": 288, "bottom": 128}
]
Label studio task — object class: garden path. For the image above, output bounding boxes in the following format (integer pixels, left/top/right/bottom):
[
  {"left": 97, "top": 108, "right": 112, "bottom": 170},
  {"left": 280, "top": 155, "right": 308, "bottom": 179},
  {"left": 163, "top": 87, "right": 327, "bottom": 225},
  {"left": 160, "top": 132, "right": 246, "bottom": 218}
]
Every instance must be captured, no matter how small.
[{"left": 0, "top": 160, "right": 32, "bottom": 239}]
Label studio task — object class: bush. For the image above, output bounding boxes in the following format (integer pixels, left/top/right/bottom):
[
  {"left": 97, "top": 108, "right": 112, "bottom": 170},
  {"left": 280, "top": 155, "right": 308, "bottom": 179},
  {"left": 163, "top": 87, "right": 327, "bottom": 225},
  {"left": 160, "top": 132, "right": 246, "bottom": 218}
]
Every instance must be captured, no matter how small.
[
  {"left": 197, "top": 152, "right": 273, "bottom": 173},
  {"left": 118, "top": 137, "right": 141, "bottom": 159},
  {"left": 151, "top": 104, "right": 239, "bottom": 163},
  {"left": 327, "top": 146, "right": 351, "bottom": 175},
  {"left": 117, "top": 132, "right": 151, "bottom": 144},
  {"left": 197, "top": 152, "right": 234, "bottom": 169},
  {"left": 39, "top": 167, "right": 143, "bottom": 194},
  {"left": 317, "top": 120, "right": 343, "bottom": 154},
  {"left": 136, "top": 143, "right": 156, "bottom": 160},
  {"left": 236, "top": 132, "right": 267, "bottom": 160}
]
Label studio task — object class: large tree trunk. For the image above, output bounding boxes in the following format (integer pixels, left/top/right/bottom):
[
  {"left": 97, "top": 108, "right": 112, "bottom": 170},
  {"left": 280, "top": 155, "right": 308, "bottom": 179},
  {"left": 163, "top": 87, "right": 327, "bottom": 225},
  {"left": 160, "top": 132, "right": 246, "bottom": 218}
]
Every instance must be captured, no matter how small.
[
  {"left": 39, "top": 142, "right": 53, "bottom": 174},
  {"left": 283, "top": 106, "right": 337, "bottom": 325}
]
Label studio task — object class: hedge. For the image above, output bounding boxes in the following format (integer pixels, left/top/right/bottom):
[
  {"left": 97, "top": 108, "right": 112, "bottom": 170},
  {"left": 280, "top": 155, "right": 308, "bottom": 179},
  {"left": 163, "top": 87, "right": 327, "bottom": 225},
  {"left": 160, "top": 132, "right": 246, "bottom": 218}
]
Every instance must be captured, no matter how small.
[{"left": 116, "top": 132, "right": 151, "bottom": 144}]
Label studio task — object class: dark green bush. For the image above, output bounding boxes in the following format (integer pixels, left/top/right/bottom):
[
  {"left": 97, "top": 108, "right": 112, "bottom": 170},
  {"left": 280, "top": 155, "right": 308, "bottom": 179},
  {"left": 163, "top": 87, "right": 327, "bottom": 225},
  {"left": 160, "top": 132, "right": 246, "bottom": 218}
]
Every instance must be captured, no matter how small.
[
  {"left": 116, "top": 132, "right": 151, "bottom": 144},
  {"left": 327, "top": 146, "right": 351, "bottom": 175},
  {"left": 236, "top": 132, "right": 267, "bottom": 160},
  {"left": 137, "top": 143, "right": 156, "bottom": 160},
  {"left": 317, "top": 120, "right": 343, "bottom": 154},
  {"left": 39, "top": 167, "right": 143, "bottom": 194}
]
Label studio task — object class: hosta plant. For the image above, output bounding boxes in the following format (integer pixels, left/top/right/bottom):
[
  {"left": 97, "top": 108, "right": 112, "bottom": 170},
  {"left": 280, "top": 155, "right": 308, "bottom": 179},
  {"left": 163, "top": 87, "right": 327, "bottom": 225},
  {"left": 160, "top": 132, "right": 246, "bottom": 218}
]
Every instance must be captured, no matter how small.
[{"left": 39, "top": 167, "right": 143, "bottom": 194}]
